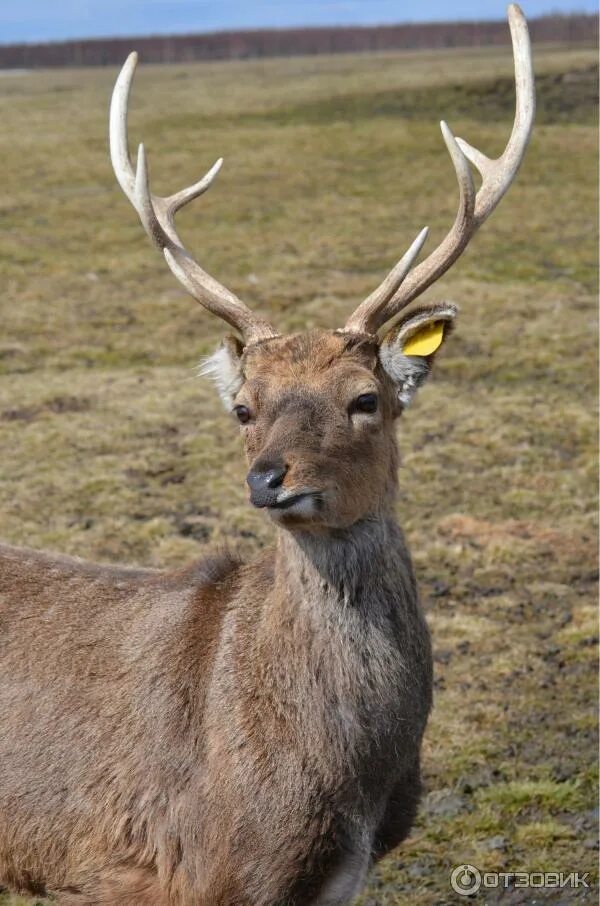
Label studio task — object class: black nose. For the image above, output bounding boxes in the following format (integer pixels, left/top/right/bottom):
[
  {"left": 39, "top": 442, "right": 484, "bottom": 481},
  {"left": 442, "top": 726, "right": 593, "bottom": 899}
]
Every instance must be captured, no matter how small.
[{"left": 247, "top": 460, "right": 288, "bottom": 507}]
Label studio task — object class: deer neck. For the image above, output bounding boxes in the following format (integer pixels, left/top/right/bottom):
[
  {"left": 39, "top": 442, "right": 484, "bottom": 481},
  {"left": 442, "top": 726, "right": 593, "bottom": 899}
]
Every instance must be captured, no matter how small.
[
  {"left": 259, "top": 508, "right": 424, "bottom": 776},
  {"left": 272, "top": 507, "right": 412, "bottom": 616}
]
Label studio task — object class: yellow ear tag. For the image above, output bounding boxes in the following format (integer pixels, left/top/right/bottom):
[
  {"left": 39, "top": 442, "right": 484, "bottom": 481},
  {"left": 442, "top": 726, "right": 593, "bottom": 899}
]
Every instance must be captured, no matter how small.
[{"left": 402, "top": 321, "right": 444, "bottom": 357}]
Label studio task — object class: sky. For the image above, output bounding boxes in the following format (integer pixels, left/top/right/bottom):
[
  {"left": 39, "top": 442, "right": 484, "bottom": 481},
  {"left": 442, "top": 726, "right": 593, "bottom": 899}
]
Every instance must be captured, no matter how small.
[{"left": 1, "top": 0, "right": 596, "bottom": 44}]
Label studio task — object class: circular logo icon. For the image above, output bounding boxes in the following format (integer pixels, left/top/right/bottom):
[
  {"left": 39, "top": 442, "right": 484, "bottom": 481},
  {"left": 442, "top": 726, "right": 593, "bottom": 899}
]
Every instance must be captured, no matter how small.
[{"left": 450, "top": 863, "right": 482, "bottom": 896}]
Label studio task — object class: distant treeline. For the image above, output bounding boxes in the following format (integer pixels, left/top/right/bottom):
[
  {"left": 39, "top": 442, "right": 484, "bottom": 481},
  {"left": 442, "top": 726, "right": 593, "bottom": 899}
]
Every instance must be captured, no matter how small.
[{"left": 0, "top": 14, "right": 596, "bottom": 69}]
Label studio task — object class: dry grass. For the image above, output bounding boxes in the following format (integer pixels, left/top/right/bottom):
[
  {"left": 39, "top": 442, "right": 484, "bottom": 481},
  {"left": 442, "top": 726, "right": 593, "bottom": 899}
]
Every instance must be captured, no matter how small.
[{"left": 0, "top": 39, "right": 597, "bottom": 905}]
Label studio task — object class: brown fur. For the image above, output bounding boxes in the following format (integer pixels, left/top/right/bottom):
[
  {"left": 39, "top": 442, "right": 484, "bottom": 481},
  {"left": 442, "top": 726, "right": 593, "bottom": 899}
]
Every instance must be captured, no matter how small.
[{"left": 0, "top": 319, "right": 453, "bottom": 904}]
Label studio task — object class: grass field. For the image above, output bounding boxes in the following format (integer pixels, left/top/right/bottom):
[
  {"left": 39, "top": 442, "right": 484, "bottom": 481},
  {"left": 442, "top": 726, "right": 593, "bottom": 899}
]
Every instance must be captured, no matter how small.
[{"left": 0, "top": 37, "right": 597, "bottom": 905}]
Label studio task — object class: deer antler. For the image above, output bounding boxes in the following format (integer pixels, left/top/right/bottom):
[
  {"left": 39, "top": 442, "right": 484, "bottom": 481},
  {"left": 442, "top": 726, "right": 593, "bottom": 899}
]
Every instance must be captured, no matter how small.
[
  {"left": 344, "top": 4, "right": 535, "bottom": 337},
  {"left": 109, "top": 52, "right": 277, "bottom": 345}
]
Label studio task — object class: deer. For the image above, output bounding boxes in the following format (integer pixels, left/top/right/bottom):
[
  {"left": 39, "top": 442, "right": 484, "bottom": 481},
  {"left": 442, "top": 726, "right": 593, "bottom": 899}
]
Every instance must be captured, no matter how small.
[{"left": 0, "top": 6, "right": 534, "bottom": 904}]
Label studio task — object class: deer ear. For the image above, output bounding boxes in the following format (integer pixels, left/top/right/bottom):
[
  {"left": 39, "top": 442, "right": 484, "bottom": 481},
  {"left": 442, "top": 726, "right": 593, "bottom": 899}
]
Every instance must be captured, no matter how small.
[
  {"left": 378, "top": 303, "right": 457, "bottom": 409},
  {"left": 200, "top": 335, "right": 245, "bottom": 408}
]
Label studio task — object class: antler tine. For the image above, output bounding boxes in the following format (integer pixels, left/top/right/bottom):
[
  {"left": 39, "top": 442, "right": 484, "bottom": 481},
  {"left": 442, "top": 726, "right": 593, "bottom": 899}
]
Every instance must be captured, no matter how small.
[
  {"left": 455, "top": 4, "right": 535, "bottom": 219},
  {"left": 133, "top": 141, "right": 223, "bottom": 247},
  {"left": 343, "top": 227, "right": 430, "bottom": 335},
  {"left": 344, "top": 4, "right": 535, "bottom": 337},
  {"left": 109, "top": 52, "right": 277, "bottom": 344}
]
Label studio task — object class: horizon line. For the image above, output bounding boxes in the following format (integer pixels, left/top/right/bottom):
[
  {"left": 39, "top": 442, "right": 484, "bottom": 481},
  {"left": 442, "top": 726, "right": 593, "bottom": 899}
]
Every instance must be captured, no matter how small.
[{"left": 0, "top": 7, "right": 592, "bottom": 49}]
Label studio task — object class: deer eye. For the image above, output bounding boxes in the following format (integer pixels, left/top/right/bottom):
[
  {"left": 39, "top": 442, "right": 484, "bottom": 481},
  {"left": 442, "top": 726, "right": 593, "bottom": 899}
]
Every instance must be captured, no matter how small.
[
  {"left": 233, "top": 405, "right": 251, "bottom": 424},
  {"left": 352, "top": 393, "right": 378, "bottom": 414}
]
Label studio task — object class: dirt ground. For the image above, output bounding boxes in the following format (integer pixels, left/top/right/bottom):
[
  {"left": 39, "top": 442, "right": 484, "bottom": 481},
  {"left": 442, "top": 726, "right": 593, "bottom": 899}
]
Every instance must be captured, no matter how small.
[{"left": 0, "top": 36, "right": 597, "bottom": 906}]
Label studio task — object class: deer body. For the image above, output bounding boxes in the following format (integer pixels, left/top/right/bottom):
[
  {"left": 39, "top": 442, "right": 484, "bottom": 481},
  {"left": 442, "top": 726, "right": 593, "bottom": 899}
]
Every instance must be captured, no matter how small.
[
  {"left": 0, "top": 504, "right": 429, "bottom": 904},
  {"left": 0, "top": 7, "right": 534, "bottom": 903}
]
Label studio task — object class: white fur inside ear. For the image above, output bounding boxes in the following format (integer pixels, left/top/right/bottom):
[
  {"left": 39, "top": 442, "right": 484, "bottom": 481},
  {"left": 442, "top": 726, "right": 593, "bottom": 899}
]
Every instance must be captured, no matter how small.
[
  {"left": 199, "top": 342, "right": 243, "bottom": 409},
  {"left": 378, "top": 346, "right": 429, "bottom": 407}
]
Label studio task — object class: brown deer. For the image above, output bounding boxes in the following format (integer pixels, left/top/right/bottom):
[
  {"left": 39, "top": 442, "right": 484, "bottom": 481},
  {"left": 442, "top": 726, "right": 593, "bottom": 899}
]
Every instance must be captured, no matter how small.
[{"left": 0, "top": 7, "right": 534, "bottom": 904}]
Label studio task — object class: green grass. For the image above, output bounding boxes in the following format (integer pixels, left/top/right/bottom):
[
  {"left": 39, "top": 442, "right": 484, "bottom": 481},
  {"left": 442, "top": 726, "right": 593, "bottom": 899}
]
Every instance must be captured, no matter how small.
[{"left": 0, "top": 41, "right": 597, "bottom": 905}]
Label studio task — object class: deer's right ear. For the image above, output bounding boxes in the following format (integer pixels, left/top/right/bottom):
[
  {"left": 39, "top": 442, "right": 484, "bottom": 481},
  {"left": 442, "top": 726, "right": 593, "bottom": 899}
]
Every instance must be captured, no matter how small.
[
  {"left": 378, "top": 303, "right": 457, "bottom": 409},
  {"left": 200, "top": 336, "right": 245, "bottom": 408}
]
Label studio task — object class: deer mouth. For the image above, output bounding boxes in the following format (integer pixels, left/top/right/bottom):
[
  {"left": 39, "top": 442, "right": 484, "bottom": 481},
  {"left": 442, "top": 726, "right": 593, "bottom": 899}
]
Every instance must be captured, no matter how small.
[
  {"left": 253, "top": 489, "right": 322, "bottom": 515},
  {"left": 275, "top": 491, "right": 320, "bottom": 509}
]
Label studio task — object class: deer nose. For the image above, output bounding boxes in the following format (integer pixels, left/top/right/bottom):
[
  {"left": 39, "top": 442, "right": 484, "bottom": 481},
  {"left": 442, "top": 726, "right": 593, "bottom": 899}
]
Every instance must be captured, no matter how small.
[{"left": 246, "top": 460, "right": 288, "bottom": 506}]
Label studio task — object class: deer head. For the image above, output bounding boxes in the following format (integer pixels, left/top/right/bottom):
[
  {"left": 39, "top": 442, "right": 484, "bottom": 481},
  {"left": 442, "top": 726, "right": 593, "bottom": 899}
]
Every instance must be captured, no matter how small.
[{"left": 110, "top": 4, "right": 534, "bottom": 531}]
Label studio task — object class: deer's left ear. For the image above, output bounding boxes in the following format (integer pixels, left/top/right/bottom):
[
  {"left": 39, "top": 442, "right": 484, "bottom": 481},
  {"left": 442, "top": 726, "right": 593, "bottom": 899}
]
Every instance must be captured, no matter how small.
[{"left": 378, "top": 303, "right": 457, "bottom": 409}]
